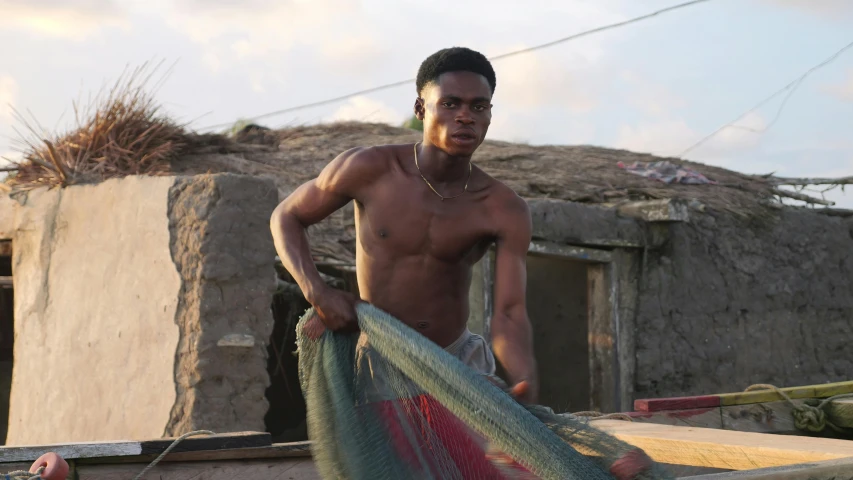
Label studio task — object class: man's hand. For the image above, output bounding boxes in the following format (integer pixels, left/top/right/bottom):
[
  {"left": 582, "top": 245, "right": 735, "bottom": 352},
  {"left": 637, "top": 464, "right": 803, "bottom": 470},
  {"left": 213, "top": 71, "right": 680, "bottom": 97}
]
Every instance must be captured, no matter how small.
[
  {"left": 309, "top": 285, "right": 361, "bottom": 334},
  {"left": 509, "top": 380, "right": 538, "bottom": 404},
  {"left": 609, "top": 449, "right": 654, "bottom": 480}
]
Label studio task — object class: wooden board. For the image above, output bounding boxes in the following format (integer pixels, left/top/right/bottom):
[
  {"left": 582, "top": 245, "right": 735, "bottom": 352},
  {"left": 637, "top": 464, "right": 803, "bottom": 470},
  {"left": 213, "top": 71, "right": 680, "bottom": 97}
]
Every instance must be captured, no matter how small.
[
  {"left": 718, "top": 381, "right": 853, "bottom": 407},
  {"left": 635, "top": 395, "right": 721, "bottom": 412},
  {"left": 635, "top": 380, "right": 853, "bottom": 411},
  {"left": 75, "top": 457, "right": 319, "bottom": 480},
  {"left": 74, "top": 442, "right": 312, "bottom": 465},
  {"left": 627, "top": 407, "right": 723, "bottom": 429},
  {"left": 679, "top": 456, "right": 853, "bottom": 480},
  {"left": 720, "top": 400, "right": 803, "bottom": 435},
  {"left": 0, "top": 431, "right": 271, "bottom": 463},
  {"left": 827, "top": 397, "right": 853, "bottom": 429},
  {"left": 592, "top": 419, "right": 853, "bottom": 471}
]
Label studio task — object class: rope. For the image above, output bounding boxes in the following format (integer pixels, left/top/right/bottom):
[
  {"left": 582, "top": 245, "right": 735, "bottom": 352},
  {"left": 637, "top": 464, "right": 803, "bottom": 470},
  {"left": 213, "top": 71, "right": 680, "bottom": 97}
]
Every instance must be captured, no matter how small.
[
  {"left": 744, "top": 384, "right": 853, "bottom": 434},
  {"left": 132, "top": 430, "right": 215, "bottom": 480},
  {"left": 2, "top": 467, "right": 44, "bottom": 480}
]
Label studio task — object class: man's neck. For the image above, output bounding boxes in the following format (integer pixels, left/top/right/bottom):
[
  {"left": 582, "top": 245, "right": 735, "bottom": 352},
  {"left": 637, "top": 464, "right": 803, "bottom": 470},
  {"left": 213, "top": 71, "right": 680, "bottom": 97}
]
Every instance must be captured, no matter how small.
[{"left": 417, "top": 141, "right": 472, "bottom": 184}]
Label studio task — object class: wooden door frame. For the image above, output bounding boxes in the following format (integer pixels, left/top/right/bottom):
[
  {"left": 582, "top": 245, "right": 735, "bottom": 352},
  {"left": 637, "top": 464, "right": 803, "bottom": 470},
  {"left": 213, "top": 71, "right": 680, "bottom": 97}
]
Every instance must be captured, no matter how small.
[{"left": 476, "top": 240, "right": 637, "bottom": 414}]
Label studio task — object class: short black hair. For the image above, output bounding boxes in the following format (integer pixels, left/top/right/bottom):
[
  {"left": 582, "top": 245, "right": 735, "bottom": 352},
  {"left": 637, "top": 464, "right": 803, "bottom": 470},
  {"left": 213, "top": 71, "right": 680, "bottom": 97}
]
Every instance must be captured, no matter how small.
[{"left": 416, "top": 47, "right": 496, "bottom": 96}]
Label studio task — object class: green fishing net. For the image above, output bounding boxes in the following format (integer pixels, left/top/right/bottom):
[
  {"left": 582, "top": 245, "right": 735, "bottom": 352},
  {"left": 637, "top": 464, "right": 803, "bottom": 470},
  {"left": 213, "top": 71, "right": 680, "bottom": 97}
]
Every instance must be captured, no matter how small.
[{"left": 295, "top": 303, "right": 672, "bottom": 480}]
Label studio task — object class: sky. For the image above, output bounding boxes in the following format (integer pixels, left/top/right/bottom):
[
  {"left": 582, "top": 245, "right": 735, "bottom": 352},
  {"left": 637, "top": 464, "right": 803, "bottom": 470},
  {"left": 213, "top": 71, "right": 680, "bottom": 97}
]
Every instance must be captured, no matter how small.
[{"left": 1, "top": 0, "right": 852, "bottom": 207}]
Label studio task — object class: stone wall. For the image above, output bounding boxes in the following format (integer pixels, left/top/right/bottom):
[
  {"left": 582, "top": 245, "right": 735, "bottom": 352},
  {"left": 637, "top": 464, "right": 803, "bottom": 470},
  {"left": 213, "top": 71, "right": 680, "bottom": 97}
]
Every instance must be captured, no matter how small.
[{"left": 634, "top": 210, "right": 853, "bottom": 398}]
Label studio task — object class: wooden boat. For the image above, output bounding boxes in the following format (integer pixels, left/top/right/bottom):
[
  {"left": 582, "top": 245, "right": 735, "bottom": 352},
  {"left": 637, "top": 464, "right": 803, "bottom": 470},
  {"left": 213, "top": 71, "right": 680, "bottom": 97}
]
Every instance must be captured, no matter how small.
[
  {"left": 0, "top": 427, "right": 851, "bottom": 479},
  {"left": 2, "top": 381, "right": 851, "bottom": 479}
]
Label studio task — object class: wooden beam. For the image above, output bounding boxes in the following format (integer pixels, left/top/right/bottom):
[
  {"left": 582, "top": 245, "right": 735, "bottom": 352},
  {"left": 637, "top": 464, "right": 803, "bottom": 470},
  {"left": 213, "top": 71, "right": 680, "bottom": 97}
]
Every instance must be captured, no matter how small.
[
  {"left": 591, "top": 419, "right": 853, "bottom": 471},
  {"left": 0, "top": 432, "right": 271, "bottom": 463},
  {"left": 679, "top": 456, "right": 853, "bottom": 480},
  {"left": 634, "top": 380, "right": 853, "bottom": 411},
  {"left": 588, "top": 263, "right": 618, "bottom": 413},
  {"left": 528, "top": 240, "right": 612, "bottom": 263},
  {"left": 617, "top": 199, "right": 689, "bottom": 223},
  {"left": 74, "top": 442, "right": 312, "bottom": 465},
  {"left": 717, "top": 381, "right": 853, "bottom": 407},
  {"left": 75, "top": 457, "right": 319, "bottom": 480},
  {"left": 0, "top": 276, "right": 10, "bottom": 287},
  {"left": 635, "top": 395, "right": 721, "bottom": 412},
  {"left": 627, "top": 407, "right": 723, "bottom": 429}
]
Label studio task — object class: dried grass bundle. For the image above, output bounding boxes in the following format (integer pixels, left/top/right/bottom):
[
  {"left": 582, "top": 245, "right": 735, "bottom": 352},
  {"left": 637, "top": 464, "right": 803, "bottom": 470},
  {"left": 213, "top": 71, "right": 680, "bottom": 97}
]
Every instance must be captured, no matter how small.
[{"left": 4, "top": 61, "right": 186, "bottom": 190}]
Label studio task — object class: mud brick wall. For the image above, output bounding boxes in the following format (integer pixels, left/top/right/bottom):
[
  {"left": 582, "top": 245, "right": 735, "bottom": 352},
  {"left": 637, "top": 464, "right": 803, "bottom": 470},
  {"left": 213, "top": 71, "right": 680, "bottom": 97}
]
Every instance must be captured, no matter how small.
[
  {"left": 635, "top": 209, "right": 853, "bottom": 398},
  {"left": 166, "top": 174, "right": 278, "bottom": 436}
]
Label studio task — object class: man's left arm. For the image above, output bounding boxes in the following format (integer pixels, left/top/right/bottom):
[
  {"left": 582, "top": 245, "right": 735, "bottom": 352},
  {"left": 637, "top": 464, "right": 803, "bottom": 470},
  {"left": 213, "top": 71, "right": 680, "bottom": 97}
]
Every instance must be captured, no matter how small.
[{"left": 490, "top": 195, "right": 538, "bottom": 403}]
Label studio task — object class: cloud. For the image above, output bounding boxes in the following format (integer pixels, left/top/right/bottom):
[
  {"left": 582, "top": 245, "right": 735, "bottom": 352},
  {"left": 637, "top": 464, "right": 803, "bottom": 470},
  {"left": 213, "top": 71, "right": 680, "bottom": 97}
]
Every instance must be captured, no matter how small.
[
  {"left": 0, "top": 0, "right": 127, "bottom": 40},
  {"left": 614, "top": 112, "right": 768, "bottom": 163},
  {"left": 0, "top": 75, "right": 19, "bottom": 125},
  {"left": 493, "top": 50, "right": 598, "bottom": 113},
  {"left": 822, "top": 70, "right": 853, "bottom": 102},
  {"left": 619, "top": 70, "right": 687, "bottom": 117},
  {"left": 761, "top": 0, "right": 853, "bottom": 17},
  {"left": 150, "top": 0, "right": 388, "bottom": 77},
  {"left": 330, "top": 96, "right": 404, "bottom": 125}
]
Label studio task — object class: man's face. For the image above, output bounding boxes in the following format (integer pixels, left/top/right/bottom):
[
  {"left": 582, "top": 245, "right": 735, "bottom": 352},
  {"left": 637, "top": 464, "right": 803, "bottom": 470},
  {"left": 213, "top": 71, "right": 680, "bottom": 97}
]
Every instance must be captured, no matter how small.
[{"left": 417, "top": 71, "right": 493, "bottom": 157}]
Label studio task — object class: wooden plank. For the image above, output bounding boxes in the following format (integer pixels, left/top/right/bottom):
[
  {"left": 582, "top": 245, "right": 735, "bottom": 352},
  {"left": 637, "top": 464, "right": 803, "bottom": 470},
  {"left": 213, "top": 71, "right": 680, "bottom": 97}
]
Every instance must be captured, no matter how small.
[
  {"left": 827, "top": 397, "right": 853, "bottom": 429},
  {"left": 634, "top": 395, "right": 721, "bottom": 412},
  {"left": 74, "top": 442, "right": 312, "bottom": 465},
  {"left": 626, "top": 407, "right": 723, "bottom": 429},
  {"left": 635, "top": 381, "right": 853, "bottom": 412},
  {"left": 0, "top": 441, "right": 142, "bottom": 463},
  {"left": 139, "top": 431, "right": 271, "bottom": 455},
  {"left": 76, "top": 457, "right": 320, "bottom": 480},
  {"left": 718, "top": 381, "right": 853, "bottom": 406},
  {"left": 528, "top": 240, "right": 613, "bottom": 263},
  {"left": 592, "top": 419, "right": 853, "bottom": 471},
  {"left": 587, "top": 263, "right": 618, "bottom": 413},
  {"left": 721, "top": 400, "right": 803, "bottom": 435},
  {"left": 679, "top": 456, "right": 853, "bottom": 480},
  {"left": 0, "top": 432, "right": 271, "bottom": 463},
  {"left": 0, "top": 276, "right": 11, "bottom": 286}
]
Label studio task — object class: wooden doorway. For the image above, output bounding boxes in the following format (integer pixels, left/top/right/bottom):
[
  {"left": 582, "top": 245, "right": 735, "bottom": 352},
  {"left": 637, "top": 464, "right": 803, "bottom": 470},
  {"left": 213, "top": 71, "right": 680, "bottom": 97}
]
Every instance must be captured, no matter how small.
[{"left": 0, "top": 240, "right": 12, "bottom": 445}]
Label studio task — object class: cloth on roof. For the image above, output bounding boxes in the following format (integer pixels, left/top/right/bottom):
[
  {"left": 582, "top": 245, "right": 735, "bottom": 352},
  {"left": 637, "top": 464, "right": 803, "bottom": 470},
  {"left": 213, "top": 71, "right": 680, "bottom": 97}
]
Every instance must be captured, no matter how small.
[{"left": 618, "top": 160, "right": 717, "bottom": 185}]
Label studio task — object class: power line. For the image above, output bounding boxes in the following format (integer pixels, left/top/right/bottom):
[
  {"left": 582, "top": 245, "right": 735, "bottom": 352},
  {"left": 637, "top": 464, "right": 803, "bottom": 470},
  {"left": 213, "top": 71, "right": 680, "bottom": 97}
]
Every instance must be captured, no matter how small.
[
  {"left": 679, "top": 38, "right": 853, "bottom": 158},
  {"left": 198, "top": 0, "right": 714, "bottom": 132}
]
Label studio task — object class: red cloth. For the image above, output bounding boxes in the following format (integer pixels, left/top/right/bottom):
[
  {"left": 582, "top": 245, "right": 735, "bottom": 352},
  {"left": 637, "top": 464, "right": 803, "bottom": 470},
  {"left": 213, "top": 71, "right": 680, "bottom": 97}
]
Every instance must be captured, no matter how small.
[{"left": 372, "top": 394, "right": 535, "bottom": 479}]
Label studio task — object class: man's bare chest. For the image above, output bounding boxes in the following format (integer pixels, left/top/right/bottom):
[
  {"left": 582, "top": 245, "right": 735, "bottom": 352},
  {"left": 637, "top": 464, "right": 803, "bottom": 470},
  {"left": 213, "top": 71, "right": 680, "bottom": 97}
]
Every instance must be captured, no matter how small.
[{"left": 355, "top": 180, "right": 494, "bottom": 263}]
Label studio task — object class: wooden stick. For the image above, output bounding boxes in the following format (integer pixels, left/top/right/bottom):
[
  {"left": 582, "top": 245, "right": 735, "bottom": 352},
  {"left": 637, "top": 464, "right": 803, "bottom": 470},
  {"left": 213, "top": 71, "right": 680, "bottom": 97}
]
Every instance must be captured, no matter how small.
[
  {"left": 636, "top": 381, "right": 853, "bottom": 411},
  {"left": 0, "top": 167, "right": 18, "bottom": 172},
  {"left": 772, "top": 188, "right": 835, "bottom": 206},
  {"left": 769, "top": 175, "right": 853, "bottom": 186}
]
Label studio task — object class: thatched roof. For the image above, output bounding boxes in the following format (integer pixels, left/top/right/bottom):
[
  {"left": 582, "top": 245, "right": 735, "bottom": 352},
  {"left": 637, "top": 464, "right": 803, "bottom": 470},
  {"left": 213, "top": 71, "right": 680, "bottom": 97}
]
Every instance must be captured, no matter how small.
[{"left": 164, "top": 121, "right": 793, "bottom": 264}]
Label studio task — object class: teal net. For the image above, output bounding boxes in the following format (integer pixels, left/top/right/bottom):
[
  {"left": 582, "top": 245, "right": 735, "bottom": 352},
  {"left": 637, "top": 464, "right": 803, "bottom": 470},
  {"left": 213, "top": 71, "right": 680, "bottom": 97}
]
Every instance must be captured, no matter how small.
[{"left": 296, "top": 303, "right": 673, "bottom": 480}]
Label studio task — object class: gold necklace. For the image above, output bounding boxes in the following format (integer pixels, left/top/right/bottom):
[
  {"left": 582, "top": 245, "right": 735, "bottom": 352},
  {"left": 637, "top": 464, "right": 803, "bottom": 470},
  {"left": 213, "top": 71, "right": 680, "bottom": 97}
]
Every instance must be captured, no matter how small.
[{"left": 413, "top": 142, "right": 472, "bottom": 201}]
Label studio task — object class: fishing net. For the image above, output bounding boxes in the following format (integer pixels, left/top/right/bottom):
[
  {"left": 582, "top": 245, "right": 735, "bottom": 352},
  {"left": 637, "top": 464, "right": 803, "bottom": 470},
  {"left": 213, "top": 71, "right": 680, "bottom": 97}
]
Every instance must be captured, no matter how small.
[{"left": 296, "top": 303, "right": 673, "bottom": 480}]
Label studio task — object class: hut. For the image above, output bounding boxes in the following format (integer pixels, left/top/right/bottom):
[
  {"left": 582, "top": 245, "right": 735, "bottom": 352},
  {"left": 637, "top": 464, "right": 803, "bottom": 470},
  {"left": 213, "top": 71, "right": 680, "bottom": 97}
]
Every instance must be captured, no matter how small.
[{"left": 0, "top": 120, "right": 851, "bottom": 447}]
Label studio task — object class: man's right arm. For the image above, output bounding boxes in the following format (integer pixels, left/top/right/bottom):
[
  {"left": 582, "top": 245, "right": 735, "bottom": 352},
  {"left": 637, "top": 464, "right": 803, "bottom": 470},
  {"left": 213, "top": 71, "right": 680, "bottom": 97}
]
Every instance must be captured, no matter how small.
[{"left": 270, "top": 147, "right": 376, "bottom": 330}]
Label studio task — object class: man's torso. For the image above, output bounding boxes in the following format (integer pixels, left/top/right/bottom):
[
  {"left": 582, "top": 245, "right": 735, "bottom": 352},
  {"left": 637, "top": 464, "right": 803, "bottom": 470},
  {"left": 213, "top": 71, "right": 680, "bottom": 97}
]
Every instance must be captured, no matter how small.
[{"left": 349, "top": 144, "right": 506, "bottom": 347}]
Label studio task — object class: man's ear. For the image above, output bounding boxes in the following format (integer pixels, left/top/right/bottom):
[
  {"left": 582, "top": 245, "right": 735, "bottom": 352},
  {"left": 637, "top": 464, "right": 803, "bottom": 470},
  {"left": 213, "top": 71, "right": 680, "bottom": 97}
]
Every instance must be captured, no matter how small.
[{"left": 413, "top": 97, "right": 425, "bottom": 121}]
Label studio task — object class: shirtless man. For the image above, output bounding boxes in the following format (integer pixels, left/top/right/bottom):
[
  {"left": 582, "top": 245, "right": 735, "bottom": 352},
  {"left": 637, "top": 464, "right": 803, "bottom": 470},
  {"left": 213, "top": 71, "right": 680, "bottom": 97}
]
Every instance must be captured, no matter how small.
[
  {"left": 271, "top": 47, "right": 650, "bottom": 479},
  {"left": 271, "top": 47, "right": 538, "bottom": 402}
]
